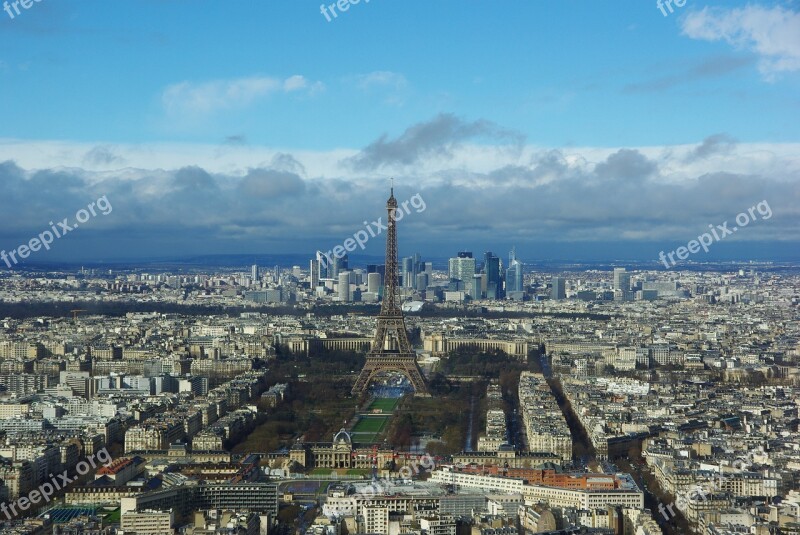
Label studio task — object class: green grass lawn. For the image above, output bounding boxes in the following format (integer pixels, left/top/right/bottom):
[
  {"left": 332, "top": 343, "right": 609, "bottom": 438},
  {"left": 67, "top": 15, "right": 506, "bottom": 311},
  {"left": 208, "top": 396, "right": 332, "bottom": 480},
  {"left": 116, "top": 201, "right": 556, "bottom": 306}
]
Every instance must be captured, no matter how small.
[
  {"left": 351, "top": 415, "right": 391, "bottom": 444},
  {"left": 310, "top": 468, "right": 333, "bottom": 475},
  {"left": 352, "top": 415, "right": 389, "bottom": 433},
  {"left": 351, "top": 433, "right": 379, "bottom": 443},
  {"left": 351, "top": 399, "right": 398, "bottom": 444},
  {"left": 347, "top": 469, "right": 371, "bottom": 475}
]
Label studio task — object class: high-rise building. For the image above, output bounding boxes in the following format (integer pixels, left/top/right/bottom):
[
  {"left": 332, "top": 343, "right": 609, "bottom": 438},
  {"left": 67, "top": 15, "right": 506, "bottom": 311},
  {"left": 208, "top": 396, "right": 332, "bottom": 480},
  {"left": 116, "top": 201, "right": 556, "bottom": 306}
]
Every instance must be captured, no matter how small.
[
  {"left": 613, "top": 268, "right": 631, "bottom": 301},
  {"left": 251, "top": 264, "right": 259, "bottom": 282},
  {"left": 319, "top": 254, "right": 348, "bottom": 279},
  {"left": 471, "top": 274, "right": 483, "bottom": 300},
  {"left": 506, "top": 258, "right": 524, "bottom": 294},
  {"left": 338, "top": 272, "right": 351, "bottom": 302},
  {"left": 333, "top": 255, "right": 348, "bottom": 279},
  {"left": 402, "top": 254, "right": 424, "bottom": 288},
  {"left": 367, "top": 264, "right": 386, "bottom": 282},
  {"left": 402, "top": 256, "right": 414, "bottom": 288},
  {"left": 367, "top": 272, "right": 382, "bottom": 294},
  {"left": 449, "top": 252, "right": 476, "bottom": 292},
  {"left": 483, "top": 251, "right": 501, "bottom": 299},
  {"left": 613, "top": 268, "right": 628, "bottom": 290},
  {"left": 310, "top": 258, "right": 320, "bottom": 289},
  {"left": 318, "top": 252, "right": 331, "bottom": 279},
  {"left": 551, "top": 277, "right": 566, "bottom": 300},
  {"left": 415, "top": 273, "right": 428, "bottom": 292}
]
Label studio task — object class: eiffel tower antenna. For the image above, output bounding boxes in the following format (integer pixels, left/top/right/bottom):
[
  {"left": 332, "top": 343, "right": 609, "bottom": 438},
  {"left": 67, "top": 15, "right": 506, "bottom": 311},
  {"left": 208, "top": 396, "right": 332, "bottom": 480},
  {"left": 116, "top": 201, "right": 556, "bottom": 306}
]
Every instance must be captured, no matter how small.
[{"left": 351, "top": 184, "right": 429, "bottom": 396}]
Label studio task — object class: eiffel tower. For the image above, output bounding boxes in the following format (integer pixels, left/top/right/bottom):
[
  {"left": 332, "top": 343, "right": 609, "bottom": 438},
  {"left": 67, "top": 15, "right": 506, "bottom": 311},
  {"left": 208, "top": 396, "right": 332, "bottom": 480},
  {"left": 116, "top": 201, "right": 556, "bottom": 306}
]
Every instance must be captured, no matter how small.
[{"left": 351, "top": 186, "right": 429, "bottom": 396}]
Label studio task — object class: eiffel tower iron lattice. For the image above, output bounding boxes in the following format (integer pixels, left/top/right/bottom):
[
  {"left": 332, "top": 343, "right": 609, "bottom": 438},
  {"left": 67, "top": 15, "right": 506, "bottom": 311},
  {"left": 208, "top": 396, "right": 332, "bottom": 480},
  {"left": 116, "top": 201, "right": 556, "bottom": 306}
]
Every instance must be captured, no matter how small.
[{"left": 351, "top": 186, "right": 429, "bottom": 396}]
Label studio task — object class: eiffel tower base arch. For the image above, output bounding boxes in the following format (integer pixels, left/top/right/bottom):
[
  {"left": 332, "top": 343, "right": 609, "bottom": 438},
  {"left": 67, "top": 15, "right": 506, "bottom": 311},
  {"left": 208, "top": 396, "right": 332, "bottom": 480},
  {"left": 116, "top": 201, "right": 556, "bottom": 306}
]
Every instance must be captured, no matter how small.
[{"left": 351, "top": 354, "right": 430, "bottom": 396}]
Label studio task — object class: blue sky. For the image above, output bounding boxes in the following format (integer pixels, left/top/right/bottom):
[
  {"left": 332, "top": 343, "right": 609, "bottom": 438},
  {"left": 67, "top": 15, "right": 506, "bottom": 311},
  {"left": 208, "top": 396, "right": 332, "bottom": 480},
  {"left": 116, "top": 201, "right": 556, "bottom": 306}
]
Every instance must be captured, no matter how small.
[
  {"left": 0, "top": 0, "right": 799, "bottom": 264},
  {"left": 2, "top": 0, "right": 798, "bottom": 147}
]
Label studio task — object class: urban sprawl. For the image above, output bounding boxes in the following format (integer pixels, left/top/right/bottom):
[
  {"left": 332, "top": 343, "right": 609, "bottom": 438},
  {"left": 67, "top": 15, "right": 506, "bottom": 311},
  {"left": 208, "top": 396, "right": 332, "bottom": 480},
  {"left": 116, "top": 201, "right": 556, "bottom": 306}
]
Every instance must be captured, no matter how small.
[{"left": 0, "top": 252, "right": 798, "bottom": 535}]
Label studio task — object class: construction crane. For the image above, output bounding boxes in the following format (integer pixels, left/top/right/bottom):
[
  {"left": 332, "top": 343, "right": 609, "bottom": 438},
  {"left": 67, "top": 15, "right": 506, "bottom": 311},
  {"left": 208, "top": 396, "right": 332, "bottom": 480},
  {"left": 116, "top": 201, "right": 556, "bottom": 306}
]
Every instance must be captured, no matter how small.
[{"left": 70, "top": 309, "right": 87, "bottom": 321}]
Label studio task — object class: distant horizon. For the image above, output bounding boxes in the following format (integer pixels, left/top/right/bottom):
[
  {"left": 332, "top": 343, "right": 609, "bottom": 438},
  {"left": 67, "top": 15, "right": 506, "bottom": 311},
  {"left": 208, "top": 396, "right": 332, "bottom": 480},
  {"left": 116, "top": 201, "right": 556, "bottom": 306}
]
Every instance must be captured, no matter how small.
[{"left": 6, "top": 245, "right": 798, "bottom": 273}]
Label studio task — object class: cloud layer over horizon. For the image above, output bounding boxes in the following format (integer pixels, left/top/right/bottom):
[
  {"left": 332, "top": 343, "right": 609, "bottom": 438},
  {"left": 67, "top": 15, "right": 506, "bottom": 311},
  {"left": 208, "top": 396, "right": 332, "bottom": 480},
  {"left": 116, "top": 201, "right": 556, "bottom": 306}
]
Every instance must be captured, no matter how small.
[{"left": 0, "top": 114, "right": 798, "bottom": 264}]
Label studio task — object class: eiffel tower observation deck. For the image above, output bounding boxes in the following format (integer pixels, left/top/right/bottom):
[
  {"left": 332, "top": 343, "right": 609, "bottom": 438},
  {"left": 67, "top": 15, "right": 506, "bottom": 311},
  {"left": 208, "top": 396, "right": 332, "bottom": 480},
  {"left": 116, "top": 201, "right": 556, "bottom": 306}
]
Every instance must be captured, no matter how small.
[{"left": 351, "top": 186, "right": 429, "bottom": 396}]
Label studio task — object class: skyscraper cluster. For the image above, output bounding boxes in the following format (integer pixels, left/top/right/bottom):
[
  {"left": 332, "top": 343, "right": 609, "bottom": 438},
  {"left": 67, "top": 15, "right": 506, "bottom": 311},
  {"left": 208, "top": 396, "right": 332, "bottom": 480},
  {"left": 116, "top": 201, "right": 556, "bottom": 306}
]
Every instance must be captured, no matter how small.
[
  {"left": 401, "top": 253, "right": 431, "bottom": 291},
  {"left": 446, "top": 249, "right": 524, "bottom": 301}
]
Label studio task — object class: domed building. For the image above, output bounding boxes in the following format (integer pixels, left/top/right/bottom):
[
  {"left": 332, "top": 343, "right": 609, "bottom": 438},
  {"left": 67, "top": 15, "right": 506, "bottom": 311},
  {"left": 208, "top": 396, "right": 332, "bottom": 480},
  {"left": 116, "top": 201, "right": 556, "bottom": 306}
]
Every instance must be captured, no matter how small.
[
  {"left": 289, "top": 429, "right": 399, "bottom": 471},
  {"left": 333, "top": 429, "right": 352, "bottom": 447},
  {"left": 316, "top": 429, "right": 354, "bottom": 469}
]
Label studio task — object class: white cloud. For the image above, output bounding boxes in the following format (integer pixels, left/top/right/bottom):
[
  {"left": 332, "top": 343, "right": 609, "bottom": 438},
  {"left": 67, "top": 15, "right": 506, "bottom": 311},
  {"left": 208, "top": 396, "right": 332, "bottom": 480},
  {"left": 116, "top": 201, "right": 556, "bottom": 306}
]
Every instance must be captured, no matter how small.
[
  {"left": 1, "top": 137, "right": 799, "bottom": 185},
  {"left": 355, "top": 71, "right": 408, "bottom": 90},
  {"left": 161, "top": 74, "right": 323, "bottom": 116},
  {"left": 681, "top": 4, "right": 800, "bottom": 79},
  {"left": 283, "top": 75, "right": 308, "bottom": 92},
  {"left": 0, "top": 130, "right": 798, "bottom": 259},
  {"left": 352, "top": 71, "right": 409, "bottom": 105}
]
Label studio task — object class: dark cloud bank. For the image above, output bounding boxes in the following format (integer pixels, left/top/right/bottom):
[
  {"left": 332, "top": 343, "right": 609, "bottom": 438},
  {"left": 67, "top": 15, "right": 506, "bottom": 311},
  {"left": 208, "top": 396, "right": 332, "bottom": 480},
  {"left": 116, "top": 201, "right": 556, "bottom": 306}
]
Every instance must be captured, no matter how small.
[{"left": 1, "top": 117, "right": 798, "bottom": 264}]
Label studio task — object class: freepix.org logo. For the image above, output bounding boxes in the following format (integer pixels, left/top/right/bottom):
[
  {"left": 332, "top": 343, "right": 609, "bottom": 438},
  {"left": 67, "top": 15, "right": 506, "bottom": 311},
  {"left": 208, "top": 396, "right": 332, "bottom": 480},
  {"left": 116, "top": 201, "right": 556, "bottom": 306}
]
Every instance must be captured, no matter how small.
[
  {"left": 656, "top": 448, "right": 763, "bottom": 521},
  {"left": 658, "top": 200, "right": 772, "bottom": 269},
  {"left": 656, "top": 0, "right": 687, "bottom": 17},
  {"left": 0, "top": 448, "right": 112, "bottom": 520},
  {"left": 317, "top": 192, "right": 426, "bottom": 270},
  {"left": 3, "top": 0, "right": 44, "bottom": 20},
  {"left": 357, "top": 455, "right": 436, "bottom": 499},
  {"left": 1, "top": 195, "right": 112, "bottom": 269},
  {"left": 320, "top": 0, "right": 371, "bottom": 22}
]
